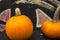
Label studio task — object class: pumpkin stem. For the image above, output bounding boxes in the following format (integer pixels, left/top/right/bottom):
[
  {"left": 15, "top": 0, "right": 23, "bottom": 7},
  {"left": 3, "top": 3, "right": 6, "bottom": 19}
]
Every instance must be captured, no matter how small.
[
  {"left": 15, "top": 8, "right": 21, "bottom": 16},
  {"left": 53, "top": 5, "right": 60, "bottom": 22}
]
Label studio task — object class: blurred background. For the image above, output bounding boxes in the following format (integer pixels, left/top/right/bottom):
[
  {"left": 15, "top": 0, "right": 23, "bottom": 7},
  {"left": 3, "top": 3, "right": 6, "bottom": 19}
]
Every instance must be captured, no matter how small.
[{"left": 0, "top": 0, "right": 60, "bottom": 40}]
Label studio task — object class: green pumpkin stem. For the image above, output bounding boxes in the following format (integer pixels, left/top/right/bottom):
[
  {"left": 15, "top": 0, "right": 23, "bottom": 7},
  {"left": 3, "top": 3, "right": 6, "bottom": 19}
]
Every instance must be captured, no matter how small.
[
  {"left": 53, "top": 5, "right": 60, "bottom": 22},
  {"left": 15, "top": 8, "right": 21, "bottom": 16}
]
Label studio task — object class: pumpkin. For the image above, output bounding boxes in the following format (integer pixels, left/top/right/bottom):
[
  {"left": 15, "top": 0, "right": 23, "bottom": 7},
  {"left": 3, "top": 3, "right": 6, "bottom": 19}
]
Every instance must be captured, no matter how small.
[
  {"left": 5, "top": 8, "right": 33, "bottom": 40},
  {"left": 41, "top": 5, "right": 60, "bottom": 38},
  {"left": 41, "top": 20, "right": 60, "bottom": 38}
]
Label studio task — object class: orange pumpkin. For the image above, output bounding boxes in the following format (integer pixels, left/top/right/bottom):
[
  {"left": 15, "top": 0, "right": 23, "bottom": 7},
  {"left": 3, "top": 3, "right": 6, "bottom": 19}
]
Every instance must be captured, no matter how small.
[
  {"left": 41, "top": 5, "right": 60, "bottom": 38},
  {"left": 6, "top": 8, "right": 33, "bottom": 40},
  {"left": 11, "top": 39, "right": 27, "bottom": 40},
  {"left": 5, "top": 15, "right": 33, "bottom": 40},
  {"left": 41, "top": 20, "right": 60, "bottom": 38}
]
